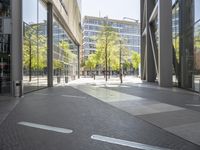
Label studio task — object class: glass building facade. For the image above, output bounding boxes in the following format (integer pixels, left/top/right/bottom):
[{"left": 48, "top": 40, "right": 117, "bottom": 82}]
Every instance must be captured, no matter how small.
[
  {"left": 172, "top": 0, "right": 200, "bottom": 92},
  {"left": 141, "top": 0, "right": 200, "bottom": 92},
  {"left": 83, "top": 16, "right": 140, "bottom": 60},
  {"left": 53, "top": 17, "right": 78, "bottom": 85},
  {"left": 0, "top": 0, "right": 11, "bottom": 94},
  {"left": 0, "top": 0, "right": 81, "bottom": 96},
  {"left": 22, "top": 0, "right": 79, "bottom": 93},
  {"left": 23, "top": 0, "right": 48, "bottom": 93}
]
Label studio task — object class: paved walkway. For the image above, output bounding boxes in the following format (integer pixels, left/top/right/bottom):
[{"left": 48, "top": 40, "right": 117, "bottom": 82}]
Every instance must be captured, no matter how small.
[
  {"left": 70, "top": 76, "right": 200, "bottom": 147},
  {"left": 0, "top": 76, "right": 199, "bottom": 150}
]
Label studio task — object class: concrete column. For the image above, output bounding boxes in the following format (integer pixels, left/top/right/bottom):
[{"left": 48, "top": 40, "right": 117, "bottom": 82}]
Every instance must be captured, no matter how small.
[
  {"left": 78, "top": 45, "right": 80, "bottom": 79},
  {"left": 11, "top": 0, "right": 23, "bottom": 96},
  {"left": 146, "top": 0, "right": 156, "bottom": 82},
  {"left": 140, "top": 0, "right": 145, "bottom": 80},
  {"left": 158, "top": 0, "right": 172, "bottom": 87},
  {"left": 47, "top": 3, "right": 53, "bottom": 87}
]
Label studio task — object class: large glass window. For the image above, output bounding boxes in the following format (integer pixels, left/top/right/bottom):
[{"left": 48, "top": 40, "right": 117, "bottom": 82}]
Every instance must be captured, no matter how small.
[
  {"left": 23, "top": 0, "right": 47, "bottom": 93},
  {"left": 194, "top": 0, "right": 200, "bottom": 22},
  {"left": 0, "top": 0, "right": 11, "bottom": 17},
  {"left": 172, "top": 2, "right": 180, "bottom": 85},
  {"left": 0, "top": 0, "right": 11, "bottom": 94},
  {"left": 176, "top": 0, "right": 200, "bottom": 92},
  {"left": 53, "top": 17, "right": 78, "bottom": 85},
  {"left": 193, "top": 21, "right": 200, "bottom": 92}
]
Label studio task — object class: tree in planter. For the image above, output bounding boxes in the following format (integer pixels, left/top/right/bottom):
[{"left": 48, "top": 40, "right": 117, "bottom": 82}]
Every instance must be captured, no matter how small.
[{"left": 132, "top": 51, "right": 141, "bottom": 75}]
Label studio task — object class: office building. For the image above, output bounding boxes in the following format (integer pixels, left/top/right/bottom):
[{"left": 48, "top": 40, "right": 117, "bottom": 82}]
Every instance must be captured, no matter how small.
[
  {"left": 0, "top": 0, "right": 82, "bottom": 96},
  {"left": 82, "top": 16, "right": 140, "bottom": 60}
]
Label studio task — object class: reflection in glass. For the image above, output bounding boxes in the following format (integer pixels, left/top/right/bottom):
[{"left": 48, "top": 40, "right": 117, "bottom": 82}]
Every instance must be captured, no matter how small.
[
  {"left": 172, "top": 2, "right": 180, "bottom": 85},
  {"left": 38, "top": 1, "right": 47, "bottom": 88},
  {"left": 0, "top": 35, "right": 10, "bottom": 94},
  {"left": 0, "top": 0, "right": 11, "bottom": 94},
  {"left": 195, "top": 0, "right": 200, "bottom": 22},
  {"left": 193, "top": 22, "right": 200, "bottom": 92},
  {"left": 53, "top": 17, "right": 78, "bottom": 85},
  {"left": 23, "top": 0, "right": 47, "bottom": 93},
  {"left": 0, "top": 0, "right": 10, "bottom": 17}
]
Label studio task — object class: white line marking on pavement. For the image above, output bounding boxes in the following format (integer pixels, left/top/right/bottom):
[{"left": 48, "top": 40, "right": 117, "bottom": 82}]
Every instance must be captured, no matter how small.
[
  {"left": 91, "top": 135, "right": 171, "bottom": 150},
  {"left": 18, "top": 122, "right": 73, "bottom": 134},
  {"left": 62, "top": 95, "right": 86, "bottom": 99},
  {"left": 34, "top": 93, "right": 49, "bottom": 96},
  {"left": 186, "top": 104, "right": 200, "bottom": 107}
]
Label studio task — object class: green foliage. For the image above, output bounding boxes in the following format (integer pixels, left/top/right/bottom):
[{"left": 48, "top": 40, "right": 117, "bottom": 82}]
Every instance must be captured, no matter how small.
[
  {"left": 83, "top": 24, "right": 131, "bottom": 72},
  {"left": 59, "top": 40, "right": 76, "bottom": 64},
  {"left": 132, "top": 51, "right": 140, "bottom": 70},
  {"left": 85, "top": 54, "right": 97, "bottom": 70},
  {"left": 123, "top": 60, "right": 131, "bottom": 70},
  {"left": 23, "top": 24, "right": 47, "bottom": 70},
  {"left": 173, "top": 36, "right": 180, "bottom": 63},
  {"left": 53, "top": 59, "right": 63, "bottom": 70},
  {"left": 53, "top": 40, "right": 76, "bottom": 70}
]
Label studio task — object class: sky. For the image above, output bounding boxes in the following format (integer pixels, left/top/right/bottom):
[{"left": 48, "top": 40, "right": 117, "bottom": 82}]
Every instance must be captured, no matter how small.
[{"left": 82, "top": 0, "right": 140, "bottom": 21}]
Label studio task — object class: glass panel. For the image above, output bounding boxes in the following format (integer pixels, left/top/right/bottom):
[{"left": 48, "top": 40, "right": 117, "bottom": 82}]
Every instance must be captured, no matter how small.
[
  {"left": 0, "top": 0, "right": 11, "bottom": 95},
  {"left": 172, "top": 2, "right": 180, "bottom": 85},
  {"left": 53, "top": 17, "right": 78, "bottom": 85},
  {"left": 23, "top": 23, "right": 38, "bottom": 92},
  {"left": 195, "top": 0, "right": 200, "bottom": 22},
  {"left": 193, "top": 21, "right": 200, "bottom": 92},
  {"left": 0, "top": 35, "right": 10, "bottom": 94},
  {"left": 38, "top": 0, "right": 47, "bottom": 88},
  {"left": 53, "top": 18, "right": 61, "bottom": 84},
  {"left": 0, "top": 0, "right": 11, "bottom": 17},
  {"left": 23, "top": 0, "right": 38, "bottom": 92},
  {"left": 23, "top": 0, "right": 48, "bottom": 93},
  {"left": 23, "top": 0, "right": 37, "bottom": 24}
]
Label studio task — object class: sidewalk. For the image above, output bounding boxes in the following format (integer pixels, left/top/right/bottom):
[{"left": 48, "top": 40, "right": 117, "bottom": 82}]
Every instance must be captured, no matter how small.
[
  {"left": 0, "top": 96, "right": 20, "bottom": 125},
  {"left": 70, "top": 76, "right": 200, "bottom": 146},
  {"left": 0, "top": 76, "right": 199, "bottom": 149}
]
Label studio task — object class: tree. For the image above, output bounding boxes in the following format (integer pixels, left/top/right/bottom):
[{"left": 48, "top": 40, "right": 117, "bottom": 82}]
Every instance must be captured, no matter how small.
[
  {"left": 23, "top": 24, "right": 47, "bottom": 81},
  {"left": 85, "top": 54, "right": 97, "bottom": 75},
  {"left": 59, "top": 40, "right": 76, "bottom": 64},
  {"left": 95, "top": 23, "right": 120, "bottom": 80},
  {"left": 132, "top": 51, "right": 141, "bottom": 75},
  {"left": 83, "top": 24, "right": 131, "bottom": 79}
]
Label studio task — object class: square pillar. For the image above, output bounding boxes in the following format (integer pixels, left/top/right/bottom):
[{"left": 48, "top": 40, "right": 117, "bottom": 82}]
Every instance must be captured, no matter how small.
[
  {"left": 140, "top": 0, "right": 145, "bottom": 80},
  {"left": 145, "top": 0, "right": 156, "bottom": 82},
  {"left": 78, "top": 45, "right": 80, "bottom": 79},
  {"left": 47, "top": 3, "right": 53, "bottom": 87},
  {"left": 158, "top": 0, "right": 172, "bottom": 87},
  {"left": 11, "top": 0, "right": 23, "bottom": 96}
]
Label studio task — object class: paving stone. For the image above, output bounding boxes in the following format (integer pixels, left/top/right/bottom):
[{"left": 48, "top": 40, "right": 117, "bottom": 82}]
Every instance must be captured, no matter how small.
[
  {"left": 166, "top": 122, "right": 200, "bottom": 146},
  {"left": 0, "top": 87, "right": 199, "bottom": 150},
  {"left": 138, "top": 110, "right": 200, "bottom": 128}
]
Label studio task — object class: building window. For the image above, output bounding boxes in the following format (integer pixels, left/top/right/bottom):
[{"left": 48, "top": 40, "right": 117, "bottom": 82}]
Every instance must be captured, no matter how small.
[
  {"left": 53, "top": 17, "right": 78, "bottom": 84},
  {"left": 0, "top": 0, "right": 11, "bottom": 94},
  {"left": 0, "top": 0, "right": 11, "bottom": 17},
  {"left": 23, "top": 0, "right": 48, "bottom": 93}
]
